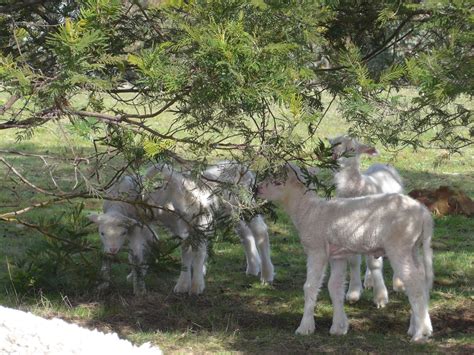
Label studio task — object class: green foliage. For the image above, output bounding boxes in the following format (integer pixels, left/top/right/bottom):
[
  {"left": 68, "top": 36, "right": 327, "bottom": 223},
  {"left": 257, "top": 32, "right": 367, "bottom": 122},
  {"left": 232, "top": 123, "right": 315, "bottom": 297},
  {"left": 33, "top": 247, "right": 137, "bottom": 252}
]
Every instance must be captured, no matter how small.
[
  {"left": 1, "top": 0, "right": 471, "bottom": 156},
  {"left": 3, "top": 203, "right": 102, "bottom": 295},
  {"left": 0, "top": 0, "right": 472, "bottom": 296}
]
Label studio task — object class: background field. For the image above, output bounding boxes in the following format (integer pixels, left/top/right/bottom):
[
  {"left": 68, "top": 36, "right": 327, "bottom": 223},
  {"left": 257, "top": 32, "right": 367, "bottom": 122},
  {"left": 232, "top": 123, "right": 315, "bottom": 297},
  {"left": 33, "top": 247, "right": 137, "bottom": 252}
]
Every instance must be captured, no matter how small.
[{"left": 0, "top": 93, "right": 473, "bottom": 353}]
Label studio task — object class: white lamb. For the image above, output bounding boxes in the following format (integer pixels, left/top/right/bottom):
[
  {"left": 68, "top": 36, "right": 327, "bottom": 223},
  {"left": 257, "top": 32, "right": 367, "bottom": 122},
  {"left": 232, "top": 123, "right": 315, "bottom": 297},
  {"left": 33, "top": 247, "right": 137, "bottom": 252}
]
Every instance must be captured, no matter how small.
[
  {"left": 88, "top": 175, "right": 157, "bottom": 296},
  {"left": 330, "top": 135, "right": 405, "bottom": 308},
  {"left": 257, "top": 163, "right": 433, "bottom": 342},
  {"left": 90, "top": 162, "right": 274, "bottom": 295},
  {"left": 0, "top": 305, "right": 162, "bottom": 354},
  {"left": 144, "top": 161, "right": 274, "bottom": 295}
]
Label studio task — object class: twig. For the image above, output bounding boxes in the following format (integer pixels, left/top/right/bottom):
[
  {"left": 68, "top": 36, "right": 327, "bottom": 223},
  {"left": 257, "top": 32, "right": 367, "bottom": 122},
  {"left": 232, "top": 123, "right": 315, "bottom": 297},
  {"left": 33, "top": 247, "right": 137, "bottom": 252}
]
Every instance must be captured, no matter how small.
[
  {"left": 0, "top": 157, "right": 56, "bottom": 195},
  {"left": 0, "top": 94, "right": 20, "bottom": 115}
]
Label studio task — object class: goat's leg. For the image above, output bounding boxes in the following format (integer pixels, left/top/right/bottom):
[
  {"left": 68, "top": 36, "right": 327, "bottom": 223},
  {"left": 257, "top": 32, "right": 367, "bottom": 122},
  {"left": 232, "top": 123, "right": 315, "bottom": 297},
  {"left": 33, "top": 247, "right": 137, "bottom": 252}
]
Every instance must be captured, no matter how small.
[
  {"left": 346, "top": 254, "right": 363, "bottom": 303},
  {"left": 328, "top": 258, "right": 349, "bottom": 335},
  {"left": 363, "top": 259, "right": 373, "bottom": 289},
  {"left": 388, "top": 253, "right": 432, "bottom": 342},
  {"left": 366, "top": 256, "right": 388, "bottom": 308},
  {"left": 128, "top": 250, "right": 148, "bottom": 296},
  {"left": 174, "top": 245, "right": 193, "bottom": 293},
  {"left": 128, "top": 229, "right": 151, "bottom": 296},
  {"left": 249, "top": 215, "right": 274, "bottom": 284},
  {"left": 296, "top": 250, "right": 328, "bottom": 335},
  {"left": 236, "top": 220, "right": 261, "bottom": 277},
  {"left": 190, "top": 241, "right": 207, "bottom": 295},
  {"left": 406, "top": 279, "right": 432, "bottom": 342},
  {"left": 97, "top": 256, "right": 112, "bottom": 292}
]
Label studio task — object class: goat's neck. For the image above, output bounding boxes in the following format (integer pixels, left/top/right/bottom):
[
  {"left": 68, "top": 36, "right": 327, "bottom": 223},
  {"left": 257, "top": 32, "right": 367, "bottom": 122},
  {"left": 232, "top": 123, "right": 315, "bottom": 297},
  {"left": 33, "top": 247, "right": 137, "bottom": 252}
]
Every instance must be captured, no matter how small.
[
  {"left": 339, "top": 156, "right": 362, "bottom": 177},
  {"left": 280, "top": 185, "right": 319, "bottom": 226}
]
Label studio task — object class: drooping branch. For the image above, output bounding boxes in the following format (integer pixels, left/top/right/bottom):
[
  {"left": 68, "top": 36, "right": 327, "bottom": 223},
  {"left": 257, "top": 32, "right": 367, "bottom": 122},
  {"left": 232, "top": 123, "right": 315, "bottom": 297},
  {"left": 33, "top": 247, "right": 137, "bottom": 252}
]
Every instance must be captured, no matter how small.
[
  {"left": 0, "top": 110, "right": 58, "bottom": 130},
  {"left": 0, "top": 95, "right": 20, "bottom": 115}
]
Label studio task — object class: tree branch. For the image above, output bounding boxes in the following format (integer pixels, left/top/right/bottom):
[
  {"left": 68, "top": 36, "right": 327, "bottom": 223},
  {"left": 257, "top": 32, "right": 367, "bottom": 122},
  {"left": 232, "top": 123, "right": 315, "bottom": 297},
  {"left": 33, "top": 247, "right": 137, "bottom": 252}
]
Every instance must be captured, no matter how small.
[
  {"left": 0, "top": 94, "right": 20, "bottom": 115},
  {"left": 0, "top": 157, "right": 57, "bottom": 195}
]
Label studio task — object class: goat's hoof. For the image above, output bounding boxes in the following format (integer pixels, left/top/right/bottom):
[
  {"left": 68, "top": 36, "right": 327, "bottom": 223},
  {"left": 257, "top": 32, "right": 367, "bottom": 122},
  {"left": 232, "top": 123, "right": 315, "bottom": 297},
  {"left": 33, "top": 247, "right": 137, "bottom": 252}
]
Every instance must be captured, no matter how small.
[
  {"left": 345, "top": 289, "right": 362, "bottom": 303},
  {"left": 374, "top": 292, "right": 389, "bottom": 308},
  {"left": 174, "top": 282, "right": 191, "bottom": 294},
  {"left": 295, "top": 326, "right": 314, "bottom": 335},
  {"left": 329, "top": 322, "right": 349, "bottom": 336},
  {"left": 295, "top": 319, "right": 316, "bottom": 335},
  {"left": 410, "top": 323, "right": 432, "bottom": 342},
  {"left": 260, "top": 270, "right": 275, "bottom": 284},
  {"left": 189, "top": 281, "right": 205, "bottom": 295},
  {"left": 295, "top": 320, "right": 315, "bottom": 335},
  {"left": 245, "top": 266, "right": 260, "bottom": 277},
  {"left": 411, "top": 334, "right": 430, "bottom": 343},
  {"left": 364, "top": 276, "right": 374, "bottom": 289},
  {"left": 260, "top": 271, "right": 275, "bottom": 285}
]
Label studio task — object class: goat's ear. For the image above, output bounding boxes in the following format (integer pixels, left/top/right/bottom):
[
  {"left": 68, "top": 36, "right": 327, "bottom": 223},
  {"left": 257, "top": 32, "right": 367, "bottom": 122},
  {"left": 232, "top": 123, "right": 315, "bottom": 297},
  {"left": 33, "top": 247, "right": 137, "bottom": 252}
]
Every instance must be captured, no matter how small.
[
  {"left": 88, "top": 213, "right": 101, "bottom": 224},
  {"left": 306, "top": 166, "right": 320, "bottom": 176},
  {"left": 286, "top": 163, "right": 302, "bottom": 182},
  {"left": 122, "top": 216, "right": 140, "bottom": 227},
  {"left": 359, "top": 145, "right": 379, "bottom": 156}
]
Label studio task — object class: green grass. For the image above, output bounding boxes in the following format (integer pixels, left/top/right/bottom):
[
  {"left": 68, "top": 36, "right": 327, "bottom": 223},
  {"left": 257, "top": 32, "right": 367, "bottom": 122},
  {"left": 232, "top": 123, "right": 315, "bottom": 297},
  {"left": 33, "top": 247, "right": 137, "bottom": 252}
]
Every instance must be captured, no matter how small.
[{"left": 0, "top": 92, "right": 473, "bottom": 353}]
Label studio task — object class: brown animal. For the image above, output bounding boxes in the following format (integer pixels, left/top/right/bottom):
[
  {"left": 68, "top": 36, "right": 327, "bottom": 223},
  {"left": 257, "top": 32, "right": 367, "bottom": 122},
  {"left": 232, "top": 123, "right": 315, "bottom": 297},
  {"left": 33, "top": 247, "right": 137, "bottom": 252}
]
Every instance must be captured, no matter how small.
[{"left": 409, "top": 186, "right": 474, "bottom": 217}]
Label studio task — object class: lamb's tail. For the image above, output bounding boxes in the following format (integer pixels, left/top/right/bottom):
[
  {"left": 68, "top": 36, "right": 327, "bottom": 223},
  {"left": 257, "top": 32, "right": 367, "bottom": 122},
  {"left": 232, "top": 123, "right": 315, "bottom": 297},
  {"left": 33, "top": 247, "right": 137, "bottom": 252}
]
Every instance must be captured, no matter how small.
[{"left": 421, "top": 208, "right": 434, "bottom": 290}]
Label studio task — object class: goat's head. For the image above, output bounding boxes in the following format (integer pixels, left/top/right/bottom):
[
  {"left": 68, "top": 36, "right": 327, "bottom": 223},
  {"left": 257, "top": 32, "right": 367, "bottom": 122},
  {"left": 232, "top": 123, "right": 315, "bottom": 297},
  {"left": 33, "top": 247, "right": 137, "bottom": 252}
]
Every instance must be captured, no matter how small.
[
  {"left": 329, "top": 135, "right": 378, "bottom": 162},
  {"left": 88, "top": 211, "right": 139, "bottom": 255},
  {"left": 256, "top": 163, "right": 306, "bottom": 202}
]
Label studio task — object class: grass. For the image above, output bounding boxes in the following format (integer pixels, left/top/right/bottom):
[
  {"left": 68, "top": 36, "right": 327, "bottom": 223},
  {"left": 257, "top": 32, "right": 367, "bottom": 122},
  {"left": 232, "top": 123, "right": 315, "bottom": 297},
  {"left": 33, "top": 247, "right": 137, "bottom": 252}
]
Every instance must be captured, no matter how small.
[{"left": 0, "top": 92, "right": 473, "bottom": 353}]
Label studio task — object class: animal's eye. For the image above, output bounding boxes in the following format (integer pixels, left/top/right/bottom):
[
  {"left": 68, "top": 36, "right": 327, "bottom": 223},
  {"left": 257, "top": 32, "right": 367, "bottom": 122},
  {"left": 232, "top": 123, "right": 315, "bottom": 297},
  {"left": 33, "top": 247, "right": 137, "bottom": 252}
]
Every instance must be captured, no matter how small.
[
  {"left": 273, "top": 181, "right": 283, "bottom": 186},
  {"left": 100, "top": 232, "right": 105, "bottom": 236}
]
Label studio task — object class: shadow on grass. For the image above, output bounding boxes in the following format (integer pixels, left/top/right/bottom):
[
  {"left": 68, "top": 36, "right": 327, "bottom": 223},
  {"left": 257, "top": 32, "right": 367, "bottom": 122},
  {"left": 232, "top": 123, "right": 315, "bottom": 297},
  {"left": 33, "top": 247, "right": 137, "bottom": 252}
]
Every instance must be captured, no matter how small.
[
  {"left": 0, "top": 147, "right": 473, "bottom": 352},
  {"left": 397, "top": 168, "right": 474, "bottom": 197},
  {"left": 69, "top": 278, "right": 471, "bottom": 353}
]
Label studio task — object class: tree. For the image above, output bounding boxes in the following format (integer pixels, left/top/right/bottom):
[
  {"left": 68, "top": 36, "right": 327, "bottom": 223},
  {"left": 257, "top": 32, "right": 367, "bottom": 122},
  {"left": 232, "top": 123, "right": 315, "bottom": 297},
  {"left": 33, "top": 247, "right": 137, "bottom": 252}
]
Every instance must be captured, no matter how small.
[{"left": 0, "top": 0, "right": 472, "bottom": 247}]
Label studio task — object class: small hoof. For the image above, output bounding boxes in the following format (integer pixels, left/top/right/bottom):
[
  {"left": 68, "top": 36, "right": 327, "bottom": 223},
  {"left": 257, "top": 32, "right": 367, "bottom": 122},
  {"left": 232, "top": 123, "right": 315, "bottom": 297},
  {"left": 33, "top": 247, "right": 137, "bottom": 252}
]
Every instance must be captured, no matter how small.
[
  {"left": 411, "top": 334, "right": 430, "bottom": 343},
  {"left": 246, "top": 265, "right": 260, "bottom": 277},
  {"left": 295, "top": 320, "right": 315, "bottom": 335},
  {"left": 374, "top": 292, "right": 389, "bottom": 308},
  {"left": 189, "top": 281, "right": 205, "bottom": 295},
  {"left": 329, "top": 325, "right": 349, "bottom": 335},
  {"left": 295, "top": 326, "right": 315, "bottom": 335},
  {"left": 346, "top": 289, "right": 362, "bottom": 303},
  {"left": 174, "top": 283, "right": 191, "bottom": 294}
]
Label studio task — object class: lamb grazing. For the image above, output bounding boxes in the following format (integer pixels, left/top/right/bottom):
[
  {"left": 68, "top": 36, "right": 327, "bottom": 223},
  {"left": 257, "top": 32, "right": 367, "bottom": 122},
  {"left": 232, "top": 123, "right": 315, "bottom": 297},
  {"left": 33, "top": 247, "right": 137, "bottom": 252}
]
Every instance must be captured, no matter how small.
[
  {"left": 144, "top": 161, "right": 274, "bottom": 295},
  {"left": 0, "top": 305, "right": 162, "bottom": 354},
  {"left": 257, "top": 164, "right": 433, "bottom": 342},
  {"left": 330, "top": 135, "right": 405, "bottom": 307},
  {"left": 88, "top": 174, "right": 158, "bottom": 296}
]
